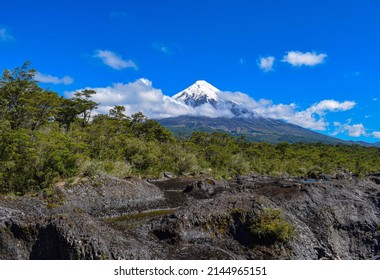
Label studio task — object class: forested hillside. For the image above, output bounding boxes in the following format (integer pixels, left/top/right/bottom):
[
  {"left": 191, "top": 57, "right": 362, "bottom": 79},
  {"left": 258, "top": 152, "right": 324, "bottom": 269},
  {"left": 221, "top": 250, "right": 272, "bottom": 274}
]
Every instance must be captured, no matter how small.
[{"left": 1, "top": 63, "right": 380, "bottom": 195}]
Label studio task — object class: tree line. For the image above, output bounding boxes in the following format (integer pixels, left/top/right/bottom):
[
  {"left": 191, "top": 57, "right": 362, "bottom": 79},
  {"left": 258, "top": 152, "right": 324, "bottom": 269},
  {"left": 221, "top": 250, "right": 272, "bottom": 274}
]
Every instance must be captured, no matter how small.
[{"left": 1, "top": 63, "right": 379, "bottom": 195}]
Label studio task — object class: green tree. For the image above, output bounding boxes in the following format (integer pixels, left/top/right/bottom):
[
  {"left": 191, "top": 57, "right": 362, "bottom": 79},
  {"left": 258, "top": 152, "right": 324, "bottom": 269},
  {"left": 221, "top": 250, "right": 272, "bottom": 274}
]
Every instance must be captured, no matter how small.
[
  {"left": 56, "top": 90, "right": 98, "bottom": 131},
  {"left": 72, "top": 89, "right": 98, "bottom": 127},
  {"left": 109, "top": 105, "right": 128, "bottom": 120},
  {"left": 56, "top": 97, "right": 81, "bottom": 131},
  {"left": 0, "top": 62, "right": 39, "bottom": 129},
  {"left": 129, "top": 112, "right": 173, "bottom": 142},
  {"left": 0, "top": 62, "right": 60, "bottom": 131},
  {"left": 26, "top": 89, "right": 60, "bottom": 130}
]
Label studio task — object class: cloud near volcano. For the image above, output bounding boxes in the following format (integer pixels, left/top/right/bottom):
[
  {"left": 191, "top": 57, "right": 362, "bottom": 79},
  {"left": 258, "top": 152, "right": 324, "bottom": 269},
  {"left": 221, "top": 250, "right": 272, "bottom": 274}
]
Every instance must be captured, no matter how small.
[{"left": 66, "top": 78, "right": 355, "bottom": 131}]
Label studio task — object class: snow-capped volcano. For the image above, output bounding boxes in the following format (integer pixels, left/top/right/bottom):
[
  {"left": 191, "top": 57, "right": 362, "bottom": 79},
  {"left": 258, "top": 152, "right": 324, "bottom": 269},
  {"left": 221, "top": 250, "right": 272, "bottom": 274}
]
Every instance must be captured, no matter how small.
[
  {"left": 172, "top": 80, "right": 250, "bottom": 117},
  {"left": 172, "top": 80, "right": 221, "bottom": 107},
  {"left": 163, "top": 80, "right": 347, "bottom": 144}
]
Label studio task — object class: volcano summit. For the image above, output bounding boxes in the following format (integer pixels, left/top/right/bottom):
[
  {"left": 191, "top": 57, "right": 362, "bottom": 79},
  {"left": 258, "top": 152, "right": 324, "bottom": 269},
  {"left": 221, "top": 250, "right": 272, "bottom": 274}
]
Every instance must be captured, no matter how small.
[{"left": 172, "top": 80, "right": 221, "bottom": 107}]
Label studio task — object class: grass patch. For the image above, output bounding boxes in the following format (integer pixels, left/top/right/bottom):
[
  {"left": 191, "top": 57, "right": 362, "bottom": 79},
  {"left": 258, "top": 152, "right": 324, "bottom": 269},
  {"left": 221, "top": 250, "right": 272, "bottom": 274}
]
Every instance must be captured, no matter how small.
[
  {"left": 41, "top": 186, "right": 66, "bottom": 209},
  {"left": 249, "top": 208, "right": 295, "bottom": 244}
]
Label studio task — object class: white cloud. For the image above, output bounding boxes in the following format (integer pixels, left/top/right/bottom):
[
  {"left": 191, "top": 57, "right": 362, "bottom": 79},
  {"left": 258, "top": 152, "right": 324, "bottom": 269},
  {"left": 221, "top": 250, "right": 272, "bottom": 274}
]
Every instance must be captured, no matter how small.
[
  {"left": 373, "top": 132, "right": 380, "bottom": 139},
  {"left": 66, "top": 79, "right": 356, "bottom": 132},
  {"left": 35, "top": 72, "right": 74, "bottom": 85},
  {"left": 94, "top": 50, "right": 137, "bottom": 70},
  {"left": 282, "top": 51, "right": 327, "bottom": 66},
  {"left": 373, "top": 97, "right": 378, "bottom": 101},
  {"left": 258, "top": 56, "right": 275, "bottom": 72},
  {"left": 333, "top": 120, "right": 367, "bottom": 137},
  {"left": 239, "top": 99, "right": 355, "bottom": 130},
  {"left": 65, "top": 79, "right": 194, "bottom": 119},
  {"left": 307, "top": 100, "right": 356, "bottom": 114},
  {"left": 246, "top": 99, "right": 354, "bottom": 131},
  {"left": 256, "top": 103, "right": 329, "bottom": 130},
  {"left": 0, "top": 28, "right": 13, "bottom": 41}
]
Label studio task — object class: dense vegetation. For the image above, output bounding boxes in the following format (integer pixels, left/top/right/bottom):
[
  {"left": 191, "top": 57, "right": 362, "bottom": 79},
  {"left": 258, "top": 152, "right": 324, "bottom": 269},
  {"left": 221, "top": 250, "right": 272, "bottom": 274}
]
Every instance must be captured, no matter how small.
[{"left": 1, "top": 63, "right": 380, "bottom": 195}]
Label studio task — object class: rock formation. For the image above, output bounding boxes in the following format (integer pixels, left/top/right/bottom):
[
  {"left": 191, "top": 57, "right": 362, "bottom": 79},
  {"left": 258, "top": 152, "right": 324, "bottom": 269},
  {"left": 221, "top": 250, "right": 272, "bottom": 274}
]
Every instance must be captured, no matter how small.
[{"left": 1, "top": 174, "right": 379, "bottom": 259}]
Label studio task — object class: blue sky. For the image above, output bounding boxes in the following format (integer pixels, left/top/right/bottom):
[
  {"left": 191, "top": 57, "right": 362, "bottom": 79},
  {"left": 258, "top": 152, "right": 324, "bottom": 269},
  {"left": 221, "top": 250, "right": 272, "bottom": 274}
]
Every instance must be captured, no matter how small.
[{"left": 1, "top": 0, "right": 379, "bottom": 142}]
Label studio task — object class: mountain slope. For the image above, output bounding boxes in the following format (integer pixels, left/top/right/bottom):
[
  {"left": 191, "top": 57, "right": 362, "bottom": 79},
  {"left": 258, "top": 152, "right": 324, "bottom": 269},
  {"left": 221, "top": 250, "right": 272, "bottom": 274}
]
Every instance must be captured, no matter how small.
[{"left": 158, "top": 116, "right": 347, "bottom": 144}]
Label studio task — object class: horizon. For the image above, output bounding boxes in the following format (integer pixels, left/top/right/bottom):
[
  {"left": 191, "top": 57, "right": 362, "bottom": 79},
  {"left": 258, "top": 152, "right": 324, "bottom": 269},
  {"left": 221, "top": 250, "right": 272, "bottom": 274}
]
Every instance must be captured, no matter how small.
[{"left": 1, "top": 0, "right": 379, "bottom": 142}]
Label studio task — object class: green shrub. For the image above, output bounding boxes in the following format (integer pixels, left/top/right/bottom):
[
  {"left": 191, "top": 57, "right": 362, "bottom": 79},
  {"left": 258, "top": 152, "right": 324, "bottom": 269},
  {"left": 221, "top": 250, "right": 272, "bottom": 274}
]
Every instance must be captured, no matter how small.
[
  {"left": 249, "top": 208, "right": 295, "bottom": 244},
  {"left": 229, "top": 153, "right": 250, "bottom": 175}
]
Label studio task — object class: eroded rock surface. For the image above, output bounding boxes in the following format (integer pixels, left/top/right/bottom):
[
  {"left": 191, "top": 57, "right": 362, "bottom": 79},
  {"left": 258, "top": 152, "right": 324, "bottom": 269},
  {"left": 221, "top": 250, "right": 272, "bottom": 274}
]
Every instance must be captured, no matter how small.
[{"left": 0, "top": 174, "right": 379, "bottom": 260}]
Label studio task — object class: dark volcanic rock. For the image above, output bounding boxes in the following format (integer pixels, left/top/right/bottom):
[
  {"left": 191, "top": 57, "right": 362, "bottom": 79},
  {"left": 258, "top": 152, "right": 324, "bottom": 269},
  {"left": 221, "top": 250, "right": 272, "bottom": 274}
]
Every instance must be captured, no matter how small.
[
  {"left": 63, "top": 175, "right": 165, "bottom": 216},
  {"left": 369, "top": 174, "right": 380, "bottom": 185},
  {"left": 0, "top": 175, "right": 165, "bottom": 260},
  {"left": 183, "top": 178, "right": 229, "bottom": 198},
  {"left": 0, "top": 174, "right": 379, "bottom": 260}
]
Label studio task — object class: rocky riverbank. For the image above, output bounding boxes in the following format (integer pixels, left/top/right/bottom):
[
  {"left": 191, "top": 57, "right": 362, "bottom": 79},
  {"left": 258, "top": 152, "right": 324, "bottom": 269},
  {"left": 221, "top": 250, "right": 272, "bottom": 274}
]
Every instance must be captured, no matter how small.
[{"left": 1, "top": 174, "right": 379, "bottom": 259}]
